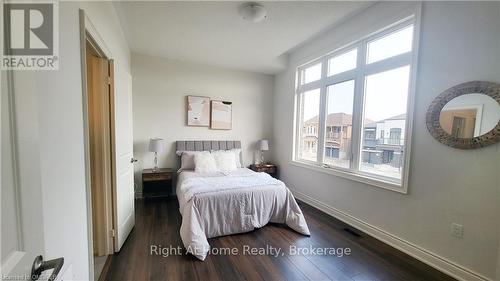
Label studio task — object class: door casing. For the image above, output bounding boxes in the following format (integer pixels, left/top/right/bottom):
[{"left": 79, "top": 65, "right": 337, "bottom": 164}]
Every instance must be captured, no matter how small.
[
  {"left": 80, "top": 9, "right": 135, "bottom": 279},
  {"left": 86, "top": 42, "right": 115, "bottom": 257},
  {"left": 79, "top": 9, "right": 118, "bottom": 279}
]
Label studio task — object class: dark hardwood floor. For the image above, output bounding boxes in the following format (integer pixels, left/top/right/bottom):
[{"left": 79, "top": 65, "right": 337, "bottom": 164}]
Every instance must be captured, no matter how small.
[{"left": 102, "top": 198, "right": 455, "bottom": 281}]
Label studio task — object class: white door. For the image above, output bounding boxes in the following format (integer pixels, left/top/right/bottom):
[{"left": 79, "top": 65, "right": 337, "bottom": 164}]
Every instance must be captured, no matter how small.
[
  {"left": 1, "top": 72, "right": 64, "bottom": 280},
  {"left": 113, "top": 69, "right": 135, "bottom": 251}
]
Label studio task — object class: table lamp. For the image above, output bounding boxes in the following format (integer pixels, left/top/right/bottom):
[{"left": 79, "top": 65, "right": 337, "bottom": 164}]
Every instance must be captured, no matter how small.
[
  {"left": 259, "top": 139, "right": 269, "bottom": 164},
  {"left": 149, "top": 138, "right": 164, "bottom": 172}
]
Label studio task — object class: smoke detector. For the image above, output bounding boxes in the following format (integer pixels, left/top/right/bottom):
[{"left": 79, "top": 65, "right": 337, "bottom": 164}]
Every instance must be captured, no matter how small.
[{"left": 239, "top": 3, "right": 267, "bottom": 23}]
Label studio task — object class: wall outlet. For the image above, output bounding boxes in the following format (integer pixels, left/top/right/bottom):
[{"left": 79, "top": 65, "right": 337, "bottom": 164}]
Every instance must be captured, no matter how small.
[{"left": 451, "top": 223, "right": 464, "bottom": 238}]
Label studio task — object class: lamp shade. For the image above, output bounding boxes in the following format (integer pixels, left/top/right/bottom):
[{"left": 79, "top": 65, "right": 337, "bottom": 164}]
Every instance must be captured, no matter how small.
[
  {"left": 149, "top": 138, "right": 164, "bottom": 153},
  {"left": 259, "top": 139, "right": 269, "bottom": 151}
]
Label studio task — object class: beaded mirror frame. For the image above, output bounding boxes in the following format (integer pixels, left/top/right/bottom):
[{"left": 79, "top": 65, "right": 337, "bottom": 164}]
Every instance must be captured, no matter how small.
[{"left": 426, "top": 81, "right": 500, "bottom": 149}]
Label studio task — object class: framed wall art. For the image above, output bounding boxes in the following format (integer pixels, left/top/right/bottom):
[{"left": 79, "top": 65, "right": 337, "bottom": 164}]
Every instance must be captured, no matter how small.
[
  {"left": 210, "top": 100, "right": 232, "bottom": 130},
  {"left": 186, "top": 95, "right": 210, "bottom": 127}
]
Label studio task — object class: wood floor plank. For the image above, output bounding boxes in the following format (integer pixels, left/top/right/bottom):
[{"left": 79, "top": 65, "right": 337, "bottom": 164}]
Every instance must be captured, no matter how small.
[
  {"left": 103, "top": 198, "right": 456, "bottom": 281},
  {"left": 262, "top": 225, "right": 332, "bottom": 281},
  {"left": 235, "top": 230, "right": 288, "bottom": 281}
]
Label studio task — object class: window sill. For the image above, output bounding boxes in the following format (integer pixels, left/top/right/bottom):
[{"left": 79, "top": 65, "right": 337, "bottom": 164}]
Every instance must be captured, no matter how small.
[{"left": 289, "top": 160, "right": 408, "bottom": 194}]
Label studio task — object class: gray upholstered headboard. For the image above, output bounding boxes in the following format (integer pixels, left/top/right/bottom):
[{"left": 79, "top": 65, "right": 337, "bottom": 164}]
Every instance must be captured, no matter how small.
[
  {"left": 176, "top": 140, "right": 241, "bottom": 152},
  {"left": 176, "top": 140, "right": 243, "bottom": 167}
]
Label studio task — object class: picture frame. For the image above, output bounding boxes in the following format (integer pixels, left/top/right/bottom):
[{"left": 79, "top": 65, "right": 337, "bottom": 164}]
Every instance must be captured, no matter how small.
[
  {"left": 186, "top": 95, "right": 210, "bottom": 127},
  {"left": 210, "top": 100, "right": 232, "bottom": 130}
]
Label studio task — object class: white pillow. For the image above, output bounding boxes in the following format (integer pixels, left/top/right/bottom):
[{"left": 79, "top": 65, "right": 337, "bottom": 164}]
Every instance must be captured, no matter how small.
[
  {"left": 194, "top": 151, "right": 218, "bottom": 173},
  {"left": 229, "top": 148, "right": 242, "bottom": 168},
  {"left": 212, "top": 150, "right": 237, "bottom": 171},
  {"left": 178, "top": 151, "right": 203, "bottom": 172}
]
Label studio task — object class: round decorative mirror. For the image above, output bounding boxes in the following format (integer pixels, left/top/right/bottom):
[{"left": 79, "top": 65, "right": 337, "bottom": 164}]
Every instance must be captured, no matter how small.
[{"left": 426, "top": 81, "right": 500, "bottom": 149}]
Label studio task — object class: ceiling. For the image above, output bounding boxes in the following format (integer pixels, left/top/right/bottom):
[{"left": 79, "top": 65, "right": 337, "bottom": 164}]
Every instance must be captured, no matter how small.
[{"left": 113, "top": 1, "right": 372, "bottom": 74}]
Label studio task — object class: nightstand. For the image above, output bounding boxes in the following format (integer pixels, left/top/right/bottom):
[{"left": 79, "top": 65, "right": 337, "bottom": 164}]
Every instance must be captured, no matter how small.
[
  {"left": 249, "top": 164, "right": 278, "bottom": 179},
  {"left": 142, "top": 168, "right": 174, "bottom": 198}
]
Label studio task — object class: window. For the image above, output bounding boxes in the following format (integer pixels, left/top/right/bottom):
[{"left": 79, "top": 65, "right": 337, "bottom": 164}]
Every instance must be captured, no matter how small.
[
  {"left": 294, "top": 18, "right": 418, "bottom": 191},
  {"left": 323, "top": 80, "right": 355, "bottom": 169},
  {"left": 366, "top": 25, "right": 414, "bottom": 64},
  {"left": 451, "top": 117, "right": 465, "bottom": 138},
  {"left": 301, "top": 63, "right": 322, "bottom": 85},
  {"left": 364, "top": 129, "right": 375, "bottom": 140},
  {"left": 328, "top": 49, "right": 357, "bottom": 76},
  {"left": 389, "top": 128, "right": 402, "bottom": 143},
  {"left": 360, "top": 66, "right": 409, "bottom": 178},
  {"left": 297, "top": 88, "right": 320, "bottom": 162}
]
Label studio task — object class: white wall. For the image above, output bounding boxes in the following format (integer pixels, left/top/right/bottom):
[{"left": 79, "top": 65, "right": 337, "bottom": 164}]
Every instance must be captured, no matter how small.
[
  {"left": 8, "top": 2, "right": 130, "bottom": 280},
  {"left": 131, "top": 54, "right": 274, "bottom": 194},
  {"left": 273, "top": 2, "right": 500, "bottom": 280},
  {"left": 496, "top": 5, "right": 500, "bottom": 280}
]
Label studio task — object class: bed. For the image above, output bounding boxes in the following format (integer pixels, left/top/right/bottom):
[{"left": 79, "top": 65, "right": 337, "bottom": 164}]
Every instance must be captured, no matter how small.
[{"left": 175, "top": 140, "right": 310, "bottom": 261}]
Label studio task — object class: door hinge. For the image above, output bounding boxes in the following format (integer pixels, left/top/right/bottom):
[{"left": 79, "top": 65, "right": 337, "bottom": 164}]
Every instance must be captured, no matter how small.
[
  {"left": 111, "top": 229, "right": 116, "bottom": 237},
  {"left": 106, "top": 76, "right": 112, "bottom": 85}
]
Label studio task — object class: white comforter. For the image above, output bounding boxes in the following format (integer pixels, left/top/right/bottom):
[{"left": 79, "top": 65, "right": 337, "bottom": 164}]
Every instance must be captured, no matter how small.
[{"left": 176, "top": 168, "right": 310, "bottom": 260}]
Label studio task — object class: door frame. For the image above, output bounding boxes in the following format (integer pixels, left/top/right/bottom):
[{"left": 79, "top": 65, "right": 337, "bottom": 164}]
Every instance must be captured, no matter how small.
[{"left": 79, "top": 9, "right": 118, "bottom": 279}]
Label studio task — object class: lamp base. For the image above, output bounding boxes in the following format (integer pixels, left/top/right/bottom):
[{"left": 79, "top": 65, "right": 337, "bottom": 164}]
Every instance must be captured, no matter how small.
[{"left": 152, "top": 152, "right": 159, "bottom": 172}]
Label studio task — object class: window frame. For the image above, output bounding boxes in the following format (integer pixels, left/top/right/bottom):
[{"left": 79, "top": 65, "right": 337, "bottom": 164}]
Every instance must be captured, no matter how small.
[{"left": 292, "top": 14, "right": 420, "bottom": 194}]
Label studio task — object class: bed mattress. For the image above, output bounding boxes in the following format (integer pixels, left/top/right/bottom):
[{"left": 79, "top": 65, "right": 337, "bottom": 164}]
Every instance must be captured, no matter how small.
[{"left": 176, "top": 168, "right": 310, "bottom": 260}]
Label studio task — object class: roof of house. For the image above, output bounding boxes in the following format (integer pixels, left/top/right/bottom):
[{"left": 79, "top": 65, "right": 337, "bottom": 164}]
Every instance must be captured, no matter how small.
[
  {"left": 365, "top": 113, "right": 406, "bottom": 127},
  {"left": 385, "top": 113, "right": 406, "bottom": 120}
]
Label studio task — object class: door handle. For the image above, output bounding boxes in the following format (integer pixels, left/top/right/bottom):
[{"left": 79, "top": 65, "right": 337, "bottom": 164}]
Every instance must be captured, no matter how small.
[
  {"left": 31, "top": 255, "right": 64, "bottom": 281},
  {"left": 130, "top": 158, "right": 138, "bottom": 163}
]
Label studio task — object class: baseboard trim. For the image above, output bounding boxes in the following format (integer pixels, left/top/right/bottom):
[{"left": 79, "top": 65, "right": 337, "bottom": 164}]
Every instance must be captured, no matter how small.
[{"left": 292, "top": 189, "right": 492, "bottom": 281}]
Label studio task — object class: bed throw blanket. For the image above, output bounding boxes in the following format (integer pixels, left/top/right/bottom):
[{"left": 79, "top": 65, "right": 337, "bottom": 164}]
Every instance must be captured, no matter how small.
[{"left": 178, "top": 171, "right": 310, "bottom": 261}]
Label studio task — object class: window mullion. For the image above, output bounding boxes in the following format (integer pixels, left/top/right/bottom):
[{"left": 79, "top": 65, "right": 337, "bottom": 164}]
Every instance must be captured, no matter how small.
[
  {"left": 350, "top": 43, "right": 367, "bottom": 173},
  {"left": 323, "top": 70, "right": 357, "bottom": 86},
  {"left": 316, "top": 59, "right": 328, "bottom": 165},
  {"left": 293, "top": 93, "right": 300, "bottom": 161},
  {"left": 364, "top": 52, "right": 412, "bottom": 76},
  {"left": 293, "top": 70, "right": 303, "bottom": 161},
  {"left": 298, "top": 80, "right": 323, "bottom": 93},
  {"left": 317, "top": 86, "right": 327, "bottom": 165}
]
